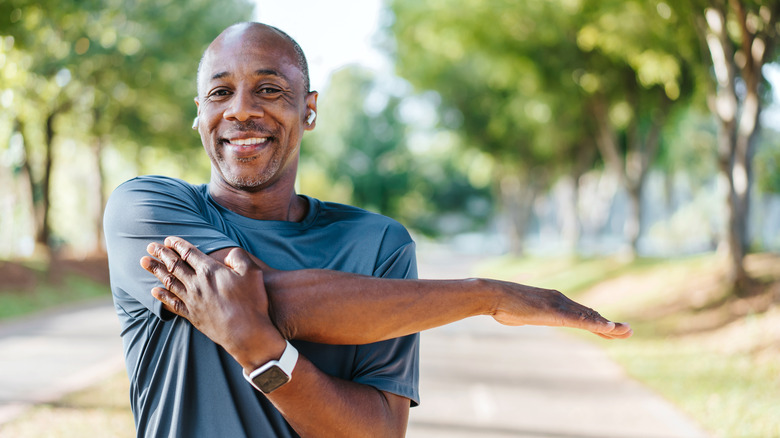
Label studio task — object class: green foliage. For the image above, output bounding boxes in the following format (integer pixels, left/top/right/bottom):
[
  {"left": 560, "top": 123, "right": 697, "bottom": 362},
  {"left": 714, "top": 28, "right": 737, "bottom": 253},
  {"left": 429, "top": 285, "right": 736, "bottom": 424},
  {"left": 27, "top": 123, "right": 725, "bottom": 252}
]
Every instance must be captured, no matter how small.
[
  {"left": 656, "top": 107, "right": 719, "bottom": 183},
  {"left": 756, "top": 128, "right": 780, "bottom": 194},
  {"left": 299, "top": 66, "right": 493, "bottom": 236},
  {"left": 389, "top": 0, "right": 585, "bottom": 171},
  {"left": 388, "top": 0, "right": 702, "bottom": 184},
  {"left": 0, "top": 0, "right": 254, "bottom": 154},
  {"left": 0, "top": 0, "right": 252, "bottom": 254}
]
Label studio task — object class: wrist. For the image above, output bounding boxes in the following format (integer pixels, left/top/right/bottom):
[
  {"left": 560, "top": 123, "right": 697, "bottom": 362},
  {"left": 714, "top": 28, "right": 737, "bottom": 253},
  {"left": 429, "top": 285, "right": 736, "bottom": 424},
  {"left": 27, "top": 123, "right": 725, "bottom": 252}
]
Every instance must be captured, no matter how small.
[
  {"left": 242, "top": 340, "right": 299, "bottom": 394},
  {"left": 475, "top": 278, "right": 504, "bottom": 317},
  {"left": 231, "top": 325, "right": 288, "bottom": 372}
]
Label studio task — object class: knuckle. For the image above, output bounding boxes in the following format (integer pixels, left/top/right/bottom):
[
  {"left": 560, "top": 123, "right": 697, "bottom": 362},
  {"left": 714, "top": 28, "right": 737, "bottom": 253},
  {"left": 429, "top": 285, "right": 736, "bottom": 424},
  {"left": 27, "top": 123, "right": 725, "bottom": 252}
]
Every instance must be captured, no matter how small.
[
  {"left": 166, "top": 257, "right": 186, "bottom": 276},
  {"left": 151, "top": 263, "right": 168, "bottom": 280},
  {"left": 162, "top": 273, "right": 177, "bottom": 290},
  {"left": 176, "top": 242, "right": 193, "bottom": 261}
]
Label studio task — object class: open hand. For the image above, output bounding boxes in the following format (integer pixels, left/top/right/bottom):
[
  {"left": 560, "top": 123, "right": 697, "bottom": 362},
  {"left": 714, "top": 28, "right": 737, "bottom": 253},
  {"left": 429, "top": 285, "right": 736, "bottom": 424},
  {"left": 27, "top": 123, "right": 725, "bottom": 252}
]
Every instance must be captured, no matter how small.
[
  {"left": 140, "top": 237, "right": 285, "bottom": 366},
  {"left": 491, "top": 280, "right": 632, "bottom": 339}
]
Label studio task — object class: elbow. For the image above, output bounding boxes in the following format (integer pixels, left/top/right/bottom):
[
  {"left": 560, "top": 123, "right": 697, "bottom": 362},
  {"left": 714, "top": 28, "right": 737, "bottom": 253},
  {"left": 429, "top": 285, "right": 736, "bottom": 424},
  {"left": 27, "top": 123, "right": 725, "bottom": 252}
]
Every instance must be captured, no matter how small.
[
  {"left": 269, "top": 303, "right": 296, "bottom": 341},
  {"left": 267, "top": 294, "right": 296, "bottom": 340}
]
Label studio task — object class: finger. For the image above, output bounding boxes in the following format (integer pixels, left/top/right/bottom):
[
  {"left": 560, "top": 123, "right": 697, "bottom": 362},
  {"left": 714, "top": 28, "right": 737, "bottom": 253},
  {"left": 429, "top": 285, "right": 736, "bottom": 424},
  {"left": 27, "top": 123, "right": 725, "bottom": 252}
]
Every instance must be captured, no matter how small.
[
  {"left": 609, "top": 322, "right": 633, "bottom": 338},
  {"left": 571, "top": 304, "right": 634, "bottom": 338},
  {"left": 164, "top": 236, "right": 216, "bottom": 271},
  {"left": 592, "top": 322, "right": 633, "bottom": 340},
  {"left": 140, "top": 255, "right": 187, "bottom": 296},
  {"left": 147, "top": 242, "right": 198, "bottom": 283},
  {"left": 151, "top": 286, "right": 190, "bottom": 320}
]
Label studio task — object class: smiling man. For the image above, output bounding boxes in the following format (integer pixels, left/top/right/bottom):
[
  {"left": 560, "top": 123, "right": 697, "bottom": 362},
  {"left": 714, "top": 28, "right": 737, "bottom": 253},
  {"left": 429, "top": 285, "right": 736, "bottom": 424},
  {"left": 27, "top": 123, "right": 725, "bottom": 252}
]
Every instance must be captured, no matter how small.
[{"left": 104, "top": 22, "right": 631, "bottom": 438}]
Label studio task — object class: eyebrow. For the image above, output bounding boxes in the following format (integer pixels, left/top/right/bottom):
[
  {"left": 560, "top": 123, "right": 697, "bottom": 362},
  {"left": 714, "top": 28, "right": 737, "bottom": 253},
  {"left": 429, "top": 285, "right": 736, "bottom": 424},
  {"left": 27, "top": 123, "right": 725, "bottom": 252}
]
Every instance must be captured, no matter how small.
[{"left": 210, "top": 69, "right": 291, "bottom": 84}]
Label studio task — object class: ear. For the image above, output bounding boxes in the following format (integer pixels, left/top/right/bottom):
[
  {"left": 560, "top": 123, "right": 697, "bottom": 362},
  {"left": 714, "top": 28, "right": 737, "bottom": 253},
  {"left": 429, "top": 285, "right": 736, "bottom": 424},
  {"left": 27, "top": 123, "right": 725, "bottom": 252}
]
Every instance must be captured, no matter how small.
[
  {"left": 193, "top": 97, "right": 201, "bottom": 130},
  {"left": 303, "top": 91, "right": 318, "bottom": 131}
]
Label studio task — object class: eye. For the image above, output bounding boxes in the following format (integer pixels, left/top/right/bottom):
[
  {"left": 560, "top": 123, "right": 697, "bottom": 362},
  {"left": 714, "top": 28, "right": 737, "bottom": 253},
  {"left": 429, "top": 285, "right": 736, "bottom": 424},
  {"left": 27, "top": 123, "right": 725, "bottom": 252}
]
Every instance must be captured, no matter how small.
[
  {"left": 208, "top": 88, "right": 231, "bottom": 99},
  {"left": 258, "top": 86, "right": 282, "bottom": 95}
]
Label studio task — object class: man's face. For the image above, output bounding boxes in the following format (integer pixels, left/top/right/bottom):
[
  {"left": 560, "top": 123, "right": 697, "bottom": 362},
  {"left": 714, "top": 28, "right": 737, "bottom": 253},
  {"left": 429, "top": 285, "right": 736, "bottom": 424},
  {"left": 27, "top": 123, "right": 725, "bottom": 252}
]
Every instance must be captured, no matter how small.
[{"left": 195, "top": 26, "right": 316, "bottom": 191}]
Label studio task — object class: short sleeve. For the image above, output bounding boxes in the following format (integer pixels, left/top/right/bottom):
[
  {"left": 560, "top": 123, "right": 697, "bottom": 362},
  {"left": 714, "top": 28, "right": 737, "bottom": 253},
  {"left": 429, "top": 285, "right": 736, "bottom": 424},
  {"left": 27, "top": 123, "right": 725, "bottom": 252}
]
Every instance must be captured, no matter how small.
[
  {"left": 351, "top": 231, "right": 420, "bottom": 406},
  {"left": 104, "top": 176, "right": 238, "bottom": 319}
]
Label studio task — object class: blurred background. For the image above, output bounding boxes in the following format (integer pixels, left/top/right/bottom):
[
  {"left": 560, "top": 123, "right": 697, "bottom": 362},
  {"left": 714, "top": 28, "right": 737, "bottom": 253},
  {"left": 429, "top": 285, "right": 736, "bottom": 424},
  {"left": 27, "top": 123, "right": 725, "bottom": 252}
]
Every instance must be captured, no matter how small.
[{"left": 0, "top": 0, "right": 778, "bottom": 437}]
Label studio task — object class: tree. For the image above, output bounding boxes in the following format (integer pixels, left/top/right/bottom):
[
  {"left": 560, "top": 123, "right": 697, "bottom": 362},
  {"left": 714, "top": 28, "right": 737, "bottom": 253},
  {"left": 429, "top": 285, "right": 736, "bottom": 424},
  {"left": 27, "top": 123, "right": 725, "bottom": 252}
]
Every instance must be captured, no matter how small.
[
  {"left": 388, "top": 0, "right": 696, "bottom": 255},
  {"left": 0, "top": 0, "right": 253, "bottom": 255},
  {"left": 388, "top": 0, "right": 598, "bottom": 254},
  {"left": 576, "top": 0, "right": 701, "bottom": 256},
  {"left": 692, "top": 0, "right": 779, "bottom": 292},
  {"left": 299, "top": 65, "right": 492, "bottom": 236}
]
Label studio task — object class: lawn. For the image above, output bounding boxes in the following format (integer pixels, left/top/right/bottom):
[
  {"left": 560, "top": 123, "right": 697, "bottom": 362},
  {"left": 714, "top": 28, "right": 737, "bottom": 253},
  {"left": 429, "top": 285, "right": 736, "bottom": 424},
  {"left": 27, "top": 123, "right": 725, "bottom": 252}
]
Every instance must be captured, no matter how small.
[
  {"left": 0, "top": 370, "right": 133, "bottom": 438},
  {"left": 0, "top": 258, "right": 111, "bottom": 321}
]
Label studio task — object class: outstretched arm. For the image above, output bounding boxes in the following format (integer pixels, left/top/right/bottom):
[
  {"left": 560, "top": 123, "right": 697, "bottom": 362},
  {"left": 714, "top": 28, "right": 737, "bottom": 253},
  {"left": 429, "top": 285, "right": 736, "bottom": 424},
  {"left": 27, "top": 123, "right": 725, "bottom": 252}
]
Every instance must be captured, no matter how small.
[
  {"left": 141, "top": 236, "right": 630, "bottom": 437},
  {"left": 141, "top": 236, "right": 632, "bottom": 347}
]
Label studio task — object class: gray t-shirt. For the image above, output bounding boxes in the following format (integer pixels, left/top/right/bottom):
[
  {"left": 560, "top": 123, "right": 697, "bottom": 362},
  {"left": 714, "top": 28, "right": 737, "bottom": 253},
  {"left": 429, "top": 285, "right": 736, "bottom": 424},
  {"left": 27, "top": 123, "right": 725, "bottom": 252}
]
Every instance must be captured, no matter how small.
[{"left": 104, "top": 175, "right": 420, "bottom": 438}]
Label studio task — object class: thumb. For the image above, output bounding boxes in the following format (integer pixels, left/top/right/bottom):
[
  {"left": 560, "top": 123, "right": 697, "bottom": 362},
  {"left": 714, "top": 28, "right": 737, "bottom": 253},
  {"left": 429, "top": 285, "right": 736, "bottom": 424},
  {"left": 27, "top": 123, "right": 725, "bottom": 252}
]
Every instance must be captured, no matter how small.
[{"left": 224, "top": 247, "right": 255, "bottom": 275}]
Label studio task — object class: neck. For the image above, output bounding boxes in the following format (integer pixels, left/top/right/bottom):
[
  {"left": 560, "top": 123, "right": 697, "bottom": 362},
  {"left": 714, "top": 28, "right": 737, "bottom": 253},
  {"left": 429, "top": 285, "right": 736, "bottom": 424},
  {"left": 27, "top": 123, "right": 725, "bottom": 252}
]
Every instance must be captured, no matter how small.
[{"left": 208, "top": 174, "right": 307, "bottom": 222}]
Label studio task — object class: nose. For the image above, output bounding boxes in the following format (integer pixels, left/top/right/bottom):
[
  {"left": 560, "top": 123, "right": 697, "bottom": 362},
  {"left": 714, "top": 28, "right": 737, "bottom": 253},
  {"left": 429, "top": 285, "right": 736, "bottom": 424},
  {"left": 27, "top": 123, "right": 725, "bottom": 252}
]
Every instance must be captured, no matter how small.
[{"left": 223, "top": 89, "right": 263, "bottom": 122}]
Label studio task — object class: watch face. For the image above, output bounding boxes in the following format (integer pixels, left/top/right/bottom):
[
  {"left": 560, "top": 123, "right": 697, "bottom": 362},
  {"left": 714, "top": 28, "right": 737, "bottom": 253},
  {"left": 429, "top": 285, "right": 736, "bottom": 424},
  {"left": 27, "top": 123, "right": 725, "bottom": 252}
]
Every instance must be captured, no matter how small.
[{"left": 252, "top": 365, "right": 290, "bottom": 394}]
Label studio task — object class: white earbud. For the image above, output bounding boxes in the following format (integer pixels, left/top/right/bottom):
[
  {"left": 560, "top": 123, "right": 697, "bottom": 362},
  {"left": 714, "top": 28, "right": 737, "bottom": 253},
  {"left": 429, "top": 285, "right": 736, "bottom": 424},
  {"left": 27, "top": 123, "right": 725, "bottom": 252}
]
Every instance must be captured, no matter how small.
[
  {"left": 192, "top": 116, "right": 199, "bottom": 130},
  {"left": 306, "top": 110, "right": 316, "bottom": 125}
]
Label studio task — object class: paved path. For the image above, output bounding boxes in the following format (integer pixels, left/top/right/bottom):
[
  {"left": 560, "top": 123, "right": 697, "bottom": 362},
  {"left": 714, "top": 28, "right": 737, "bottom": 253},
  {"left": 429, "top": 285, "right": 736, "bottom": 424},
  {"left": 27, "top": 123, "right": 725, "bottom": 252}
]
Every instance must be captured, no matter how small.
[
  {"left": 407, "top": 320, "right": 709, "bottom": 438},
  {"left": 0, "top": 299, "right": 125, "bottom": 426},
  {"left": 0, "top": 246, "right": 712, "bottom": 437},
  {"left": 409, "top": 245, "right": 711, "bottom": 438}
]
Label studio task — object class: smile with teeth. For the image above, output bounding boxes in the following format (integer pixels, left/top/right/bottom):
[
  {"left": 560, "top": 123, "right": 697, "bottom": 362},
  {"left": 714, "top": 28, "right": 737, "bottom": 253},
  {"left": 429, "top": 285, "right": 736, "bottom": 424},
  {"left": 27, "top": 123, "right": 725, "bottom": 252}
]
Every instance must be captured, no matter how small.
[{"left": 228, "top": 137, "right": 268, "bottom": 146}]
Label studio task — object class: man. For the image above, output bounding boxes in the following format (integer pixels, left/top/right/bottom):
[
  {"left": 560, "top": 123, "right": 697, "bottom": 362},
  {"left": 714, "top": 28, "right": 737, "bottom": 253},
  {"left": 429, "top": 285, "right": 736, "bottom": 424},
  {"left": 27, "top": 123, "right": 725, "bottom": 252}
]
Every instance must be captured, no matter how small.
[{"left": 105, "top": 22, "right": 631, "bottom": 438}]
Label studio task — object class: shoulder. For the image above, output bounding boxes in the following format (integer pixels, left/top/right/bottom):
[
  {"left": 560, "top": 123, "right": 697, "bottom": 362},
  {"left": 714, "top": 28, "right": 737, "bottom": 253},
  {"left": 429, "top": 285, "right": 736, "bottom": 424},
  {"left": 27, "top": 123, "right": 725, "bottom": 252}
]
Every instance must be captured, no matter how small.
[
  {"left": 109, "top": 175, "right": 204, "bottom": 200},
  {"left": 104, "top": 175, "right": 210, "bottom": 226},
  {"left": 313, "top": 199, "right": 413, "bottom": 244},
  {"left": 308, "top": 198, "right": 417, "bottom": 278},
  {"left": 107, "top": 176, "right": 207, "bottom": 211}
]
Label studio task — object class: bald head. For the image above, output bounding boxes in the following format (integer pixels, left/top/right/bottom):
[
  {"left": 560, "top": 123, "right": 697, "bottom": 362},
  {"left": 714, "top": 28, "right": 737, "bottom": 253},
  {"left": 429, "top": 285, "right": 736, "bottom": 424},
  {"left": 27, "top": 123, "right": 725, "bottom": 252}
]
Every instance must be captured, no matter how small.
[{"left": 197, "top": 22, "right": 310, "bottom": 98}]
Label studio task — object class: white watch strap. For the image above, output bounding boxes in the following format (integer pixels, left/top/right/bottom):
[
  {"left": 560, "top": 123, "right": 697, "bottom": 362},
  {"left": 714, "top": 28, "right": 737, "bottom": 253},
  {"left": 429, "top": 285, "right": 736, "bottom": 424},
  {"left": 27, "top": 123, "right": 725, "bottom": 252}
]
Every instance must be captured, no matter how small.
[
  {"left": 243, "top": 340, "right": 299, "bottom": 382},
  {"left": 276, "top": 340, "right": 299, "bottom": 375}
]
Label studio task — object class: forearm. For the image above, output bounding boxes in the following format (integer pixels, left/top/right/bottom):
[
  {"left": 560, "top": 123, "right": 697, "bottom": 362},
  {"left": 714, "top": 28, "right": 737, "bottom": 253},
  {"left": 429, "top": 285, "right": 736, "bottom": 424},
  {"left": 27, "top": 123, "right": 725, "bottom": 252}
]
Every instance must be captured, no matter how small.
[
  {"left": 264, "top": 269, "right": 497, "bottom": 344},
  {"left": 268, "top": 355, "right": 408, "bottom": 438},
  {"left": 229, "top": 333, "right": 408, "bottom": 438}
]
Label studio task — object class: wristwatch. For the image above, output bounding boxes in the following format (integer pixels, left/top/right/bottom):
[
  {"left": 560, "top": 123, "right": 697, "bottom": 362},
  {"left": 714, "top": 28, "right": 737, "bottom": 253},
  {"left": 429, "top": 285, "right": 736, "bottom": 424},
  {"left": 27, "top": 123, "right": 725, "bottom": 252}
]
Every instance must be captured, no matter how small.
[{"left": 242, "top": 340, "right": 299, "bottom": 394}]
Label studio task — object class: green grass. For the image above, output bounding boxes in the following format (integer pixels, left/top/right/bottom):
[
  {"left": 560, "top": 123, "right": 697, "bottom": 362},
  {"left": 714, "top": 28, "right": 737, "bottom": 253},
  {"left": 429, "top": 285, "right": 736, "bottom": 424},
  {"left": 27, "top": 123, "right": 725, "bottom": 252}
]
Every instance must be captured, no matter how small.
[
  {"left": 602, "top": 339, "right": 780, "bottom": 437},
  {"left": 474, "top": 253, "right": 673, "bottom": 295},
  {"left": 0, "top": 371, "right": 134, "bottom": 438},
  {"left": 0, "top": 273, "right": 110, "bottom": 321}
]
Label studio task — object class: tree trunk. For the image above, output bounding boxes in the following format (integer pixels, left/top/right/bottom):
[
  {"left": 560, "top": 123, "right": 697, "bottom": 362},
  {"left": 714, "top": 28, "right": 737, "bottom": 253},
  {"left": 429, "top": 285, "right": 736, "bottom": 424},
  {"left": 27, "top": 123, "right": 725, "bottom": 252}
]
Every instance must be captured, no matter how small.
[
  {"left": 35, "top": 111, "right": 56, "bottom": 253},
  {"left": 564, "top": 142, "right": 597, "bottom": 254},
  {"left": 591, "top": 93, "right": 668, "bottom": 258},
  {"left": 91, "top": 137, "right": 107, "bottom": 254},
  {"left": 14, "top": 119, "right": 38, "bottom": 232},
  {"left": 16, "top": 118, "right": 49, "bottom": 256},
  {"left": 497, "top": 168, "right": 538, "bottom": 256},
  {"left": 700, "top": 0, "right": 775, "bottom": 292}
]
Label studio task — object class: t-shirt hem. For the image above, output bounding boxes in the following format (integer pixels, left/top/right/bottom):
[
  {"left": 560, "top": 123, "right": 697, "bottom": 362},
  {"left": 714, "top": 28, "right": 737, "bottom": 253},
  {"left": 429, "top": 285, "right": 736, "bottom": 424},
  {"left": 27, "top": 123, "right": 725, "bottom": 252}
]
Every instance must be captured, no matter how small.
[{"left": 355, "top": 377, "right": 420, "bottom": 407}]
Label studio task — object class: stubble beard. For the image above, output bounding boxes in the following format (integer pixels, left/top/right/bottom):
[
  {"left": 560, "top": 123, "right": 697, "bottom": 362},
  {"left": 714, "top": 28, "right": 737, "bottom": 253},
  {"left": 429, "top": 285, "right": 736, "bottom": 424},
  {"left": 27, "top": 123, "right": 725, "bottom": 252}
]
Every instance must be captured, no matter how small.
[{"left": 215, "top": 151, "right": 283, "bottom": 190}]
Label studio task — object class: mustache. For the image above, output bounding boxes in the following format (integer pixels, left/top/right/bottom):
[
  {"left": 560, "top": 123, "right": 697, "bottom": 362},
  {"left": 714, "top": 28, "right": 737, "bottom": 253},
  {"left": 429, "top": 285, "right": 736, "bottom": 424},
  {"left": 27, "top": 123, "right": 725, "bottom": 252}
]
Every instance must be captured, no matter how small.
[{"left": 224, "top": 120, "right": 275, "bottom": 136}]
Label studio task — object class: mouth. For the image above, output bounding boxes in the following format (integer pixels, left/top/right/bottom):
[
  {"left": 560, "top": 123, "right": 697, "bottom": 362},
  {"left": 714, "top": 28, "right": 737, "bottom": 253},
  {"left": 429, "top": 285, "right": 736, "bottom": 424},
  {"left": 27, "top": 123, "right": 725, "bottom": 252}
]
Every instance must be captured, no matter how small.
[{"left": 221, "top": 136, "right": 271, "bottom": 158}]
